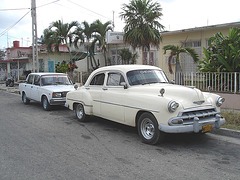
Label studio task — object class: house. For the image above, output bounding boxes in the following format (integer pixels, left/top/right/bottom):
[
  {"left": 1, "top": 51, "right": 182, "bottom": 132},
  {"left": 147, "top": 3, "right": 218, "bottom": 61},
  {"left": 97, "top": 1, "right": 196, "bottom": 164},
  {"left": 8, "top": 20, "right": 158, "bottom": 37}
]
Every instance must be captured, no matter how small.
[
  {"left": 159, "top": 22, "right": 240, "bottom": 74},
  {"left": 0, "top": 41, "right": 32, "bottom": 81}
]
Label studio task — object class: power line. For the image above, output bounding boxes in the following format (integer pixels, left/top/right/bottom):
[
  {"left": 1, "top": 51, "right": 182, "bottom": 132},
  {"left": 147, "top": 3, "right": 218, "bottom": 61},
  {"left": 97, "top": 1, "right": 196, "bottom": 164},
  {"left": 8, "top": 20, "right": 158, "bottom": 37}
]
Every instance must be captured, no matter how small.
[
  {"left": 36, "top": 0, "right": 60, "bottom": 9},
  {"left": 0, "top": 8, "right": 30, "bottom": 11},
  {"left": 0, "top": 0, "right": 59, "bottom": 39},
  {"left": 66, "top": 0, "right": 111, "bottom": 20},
  {"left": 0, "top": 10, "right": 31, "bottom": 38}
]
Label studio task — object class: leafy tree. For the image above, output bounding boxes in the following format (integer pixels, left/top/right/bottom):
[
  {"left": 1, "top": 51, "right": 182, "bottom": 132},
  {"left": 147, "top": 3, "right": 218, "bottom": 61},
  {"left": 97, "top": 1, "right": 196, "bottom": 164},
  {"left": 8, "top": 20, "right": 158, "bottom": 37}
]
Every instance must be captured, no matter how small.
[
  {"left": 163, "top": 44, "right": 199, "bottom": 84},
  {"left": 198, "top": 27, "right": 240, "bottom": 72},
  {"left": 119, "top": 48, "right": 138, "bottom": 64},
  {"left": 55, "top": 61, "right": 78, "bottom": 73},
  {"left": 120, "top": 0, "right": 164, "bottom": 64}
]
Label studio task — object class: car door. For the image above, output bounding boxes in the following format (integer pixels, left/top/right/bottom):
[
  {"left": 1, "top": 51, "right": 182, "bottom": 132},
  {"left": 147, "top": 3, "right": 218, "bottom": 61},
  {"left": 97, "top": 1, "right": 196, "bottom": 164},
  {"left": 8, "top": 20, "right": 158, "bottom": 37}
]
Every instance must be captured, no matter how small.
[
  {"left": 86, "top": 72, "right": 105, "bottom": 116},
  {"left": 31, "top": 75, "right": 41, "bottom": 102},
  {"left": 100, "top": 72, "right": 126, "bottom": 123},
  {"left": 24, "top": 74, "right": 34, "bottom": 99}
]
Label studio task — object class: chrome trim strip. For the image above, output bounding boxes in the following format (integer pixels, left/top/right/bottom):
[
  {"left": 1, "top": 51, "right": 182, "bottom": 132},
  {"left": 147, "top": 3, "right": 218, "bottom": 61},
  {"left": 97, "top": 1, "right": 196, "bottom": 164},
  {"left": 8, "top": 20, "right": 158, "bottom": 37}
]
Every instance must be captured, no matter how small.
[
  {"left": 66, "top": 98, "right": 93, "bottom": 107},
  {"left": 93, "top": 100, "right": 159, "bottom": 113}
]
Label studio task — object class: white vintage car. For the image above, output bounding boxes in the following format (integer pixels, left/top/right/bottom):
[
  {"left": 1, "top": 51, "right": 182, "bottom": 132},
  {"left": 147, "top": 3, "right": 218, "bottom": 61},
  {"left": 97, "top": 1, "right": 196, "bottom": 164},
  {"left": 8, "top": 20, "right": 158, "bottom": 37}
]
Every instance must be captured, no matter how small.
[
  {"left": 65, "top": 65, "right": 225, "bottom": 144},
  {"left": 19, "top": 73, "right": 75, "bottom": 110}
]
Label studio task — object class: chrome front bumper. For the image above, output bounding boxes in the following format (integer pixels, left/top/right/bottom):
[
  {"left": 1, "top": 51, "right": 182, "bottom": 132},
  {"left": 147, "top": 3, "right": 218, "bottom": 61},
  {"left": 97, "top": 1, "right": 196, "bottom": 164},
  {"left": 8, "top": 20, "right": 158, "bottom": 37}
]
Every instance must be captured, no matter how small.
[
  {"left": 50, "top": 97, "right": 66, "bottom": 105},
  {"left": 158, "top": 107, "right": 226, "bottom": 133}
]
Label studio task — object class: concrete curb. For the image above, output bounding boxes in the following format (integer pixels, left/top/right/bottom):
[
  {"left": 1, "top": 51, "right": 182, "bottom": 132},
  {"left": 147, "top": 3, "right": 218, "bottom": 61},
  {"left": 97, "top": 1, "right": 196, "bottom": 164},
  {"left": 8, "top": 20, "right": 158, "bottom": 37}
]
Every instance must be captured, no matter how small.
[{"left": 210, "top": 128, "right": 240, "bottom": 139}]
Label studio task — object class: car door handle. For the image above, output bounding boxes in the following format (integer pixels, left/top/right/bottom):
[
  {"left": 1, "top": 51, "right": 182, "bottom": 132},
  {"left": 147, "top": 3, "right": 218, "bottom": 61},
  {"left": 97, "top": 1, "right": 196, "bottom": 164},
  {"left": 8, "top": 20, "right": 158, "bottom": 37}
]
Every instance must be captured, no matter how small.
[
  {"left": 31, "top": 86, "right": 33, "bottom": 88},
  {"left": 102, "top": 87, "right": 108, "bottom": 91}
]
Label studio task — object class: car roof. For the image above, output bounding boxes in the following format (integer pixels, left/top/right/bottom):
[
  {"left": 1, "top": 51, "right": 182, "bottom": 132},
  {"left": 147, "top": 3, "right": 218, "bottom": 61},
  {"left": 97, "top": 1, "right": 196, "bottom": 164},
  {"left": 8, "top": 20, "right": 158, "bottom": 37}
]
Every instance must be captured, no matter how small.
[
  {"left": 93, "top": 65, "right": 162, "bottom": 74},
  {"left": 28, "top": 72, "right": 67, "bottom": 76}
]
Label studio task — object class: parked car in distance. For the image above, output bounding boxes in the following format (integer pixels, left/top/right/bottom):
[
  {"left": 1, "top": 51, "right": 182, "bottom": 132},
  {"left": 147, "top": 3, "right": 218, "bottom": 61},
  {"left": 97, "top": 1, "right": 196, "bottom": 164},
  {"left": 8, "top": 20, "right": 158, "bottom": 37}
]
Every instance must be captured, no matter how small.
[
  {"left": 65, "top": 65, "right": 225, "bottom": 144},
  {"left": 19, "top": 73, "right": 75, "bottom": 110}
]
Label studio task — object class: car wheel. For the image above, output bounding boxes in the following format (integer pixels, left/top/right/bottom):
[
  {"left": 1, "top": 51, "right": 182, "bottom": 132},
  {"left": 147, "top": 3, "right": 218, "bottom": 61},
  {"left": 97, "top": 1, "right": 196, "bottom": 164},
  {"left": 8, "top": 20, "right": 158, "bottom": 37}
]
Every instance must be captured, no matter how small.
[
  {"left": 137, "top": 112, "right": 164, "bottom": 145},
  {"left": 22, "top": 92, "right": 30, "bottom": 104},
  {"left": 75, "top": 103, "right": 87, "bottom": 122},
  {"left": 9, "top": 81, "right": 14, "bottom": 87},
  {"left": 42, "top": 96, "right": 51, "bottom": 111}
]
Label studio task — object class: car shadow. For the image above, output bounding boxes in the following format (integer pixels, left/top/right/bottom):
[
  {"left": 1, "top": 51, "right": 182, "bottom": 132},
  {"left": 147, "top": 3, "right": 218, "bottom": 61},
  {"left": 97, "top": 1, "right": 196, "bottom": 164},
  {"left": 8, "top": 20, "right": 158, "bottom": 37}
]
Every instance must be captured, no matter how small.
[{"left": 76, "top": 115, "right": 212, "bottom": 147}]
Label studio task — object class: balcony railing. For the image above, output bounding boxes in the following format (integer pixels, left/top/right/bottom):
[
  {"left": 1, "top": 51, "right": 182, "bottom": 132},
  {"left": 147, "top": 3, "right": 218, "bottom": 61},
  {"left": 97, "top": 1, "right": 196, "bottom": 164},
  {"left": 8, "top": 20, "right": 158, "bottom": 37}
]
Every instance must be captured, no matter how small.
[{"left": 166, "top": 72, "right": 240, "bottom": 94}]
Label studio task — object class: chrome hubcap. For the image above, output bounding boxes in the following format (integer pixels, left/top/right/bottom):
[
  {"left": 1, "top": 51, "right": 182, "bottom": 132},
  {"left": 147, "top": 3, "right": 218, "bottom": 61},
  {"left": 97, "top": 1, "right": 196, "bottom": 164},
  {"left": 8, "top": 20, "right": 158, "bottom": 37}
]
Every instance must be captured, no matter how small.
[
  {"left": 23, "top": 94, "right": 26, "bottom": 103},
  {"left": 43, "top": 99, "right": 47, "bottom": 108},
  {"left": 141, "top": 118, "right": 155, "bottom": 140},
  {"left": 76, "top": 105, "right": 83, "bottom": 119}
]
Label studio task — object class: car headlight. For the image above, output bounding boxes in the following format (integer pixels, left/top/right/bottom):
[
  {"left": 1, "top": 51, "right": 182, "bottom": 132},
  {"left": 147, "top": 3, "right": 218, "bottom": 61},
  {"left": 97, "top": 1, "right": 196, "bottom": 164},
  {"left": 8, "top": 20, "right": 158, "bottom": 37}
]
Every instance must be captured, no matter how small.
[
  {"left": 216, "top": 97, "right": 225, "bottom": 107},
  {"left": 52, "top": 92, "right": 62, "bottom": 98},
  {"left": 168, "top": 101, "right": 179, "bottom": 113}
]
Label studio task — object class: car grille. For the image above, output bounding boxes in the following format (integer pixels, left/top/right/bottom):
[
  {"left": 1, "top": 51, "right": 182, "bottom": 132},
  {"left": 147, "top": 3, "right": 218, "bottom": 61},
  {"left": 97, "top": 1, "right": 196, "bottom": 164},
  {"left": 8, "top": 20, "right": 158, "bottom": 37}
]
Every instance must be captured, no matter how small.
[{"left": 169, "top": 106, "right": 220, "bottom": 126}]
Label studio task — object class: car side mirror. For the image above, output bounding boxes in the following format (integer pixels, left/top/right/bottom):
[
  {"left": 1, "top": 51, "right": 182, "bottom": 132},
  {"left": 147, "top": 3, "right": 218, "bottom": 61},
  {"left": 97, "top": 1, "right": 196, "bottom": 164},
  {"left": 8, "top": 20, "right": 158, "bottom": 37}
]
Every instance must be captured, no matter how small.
[
  {"left": 170, "top": 80, "right": 175, "bottom": 84},
  {"left": 120, "top": 82, "right": 128, "bottom": 89}
]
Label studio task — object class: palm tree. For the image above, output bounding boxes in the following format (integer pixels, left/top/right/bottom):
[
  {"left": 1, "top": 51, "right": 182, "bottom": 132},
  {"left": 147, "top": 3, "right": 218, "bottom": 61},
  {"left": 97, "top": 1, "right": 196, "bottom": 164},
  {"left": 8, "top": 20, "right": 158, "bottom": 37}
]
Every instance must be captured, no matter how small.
[
  {"left": 91, "top": 19, "right": 113, "bottom": 66},
  {"left": 74, "top": 21, "right": 97, "bottom": 70},
  {"left": 120, "top": 0, "right": 164, "bottom": 63},
  {"left": 163, "top": 44, "right": 199, "bottom": 84},
  {"left": 119, "top": 48, "right": 138, "bottom": 64},
  {"left": 42, "top": 20, "right": 78, "bottom": 63}
]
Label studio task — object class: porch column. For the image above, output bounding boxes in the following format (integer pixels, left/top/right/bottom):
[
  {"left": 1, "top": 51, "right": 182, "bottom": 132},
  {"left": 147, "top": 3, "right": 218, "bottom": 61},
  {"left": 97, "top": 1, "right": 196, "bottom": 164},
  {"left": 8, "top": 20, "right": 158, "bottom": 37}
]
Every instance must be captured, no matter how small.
[{"left": 7, "top": 62, "right": 10, "bottom": 77}]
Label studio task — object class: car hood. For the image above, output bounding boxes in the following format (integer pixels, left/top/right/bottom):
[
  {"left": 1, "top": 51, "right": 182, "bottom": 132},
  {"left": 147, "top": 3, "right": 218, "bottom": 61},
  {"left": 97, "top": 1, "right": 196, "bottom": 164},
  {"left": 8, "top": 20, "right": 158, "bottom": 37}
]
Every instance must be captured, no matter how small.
[
  {"left": 41, "top": 85, "right": 75, "bottom": 92},
  {"left": 132, "top": 83, "right": 211, "bottom": 108}
]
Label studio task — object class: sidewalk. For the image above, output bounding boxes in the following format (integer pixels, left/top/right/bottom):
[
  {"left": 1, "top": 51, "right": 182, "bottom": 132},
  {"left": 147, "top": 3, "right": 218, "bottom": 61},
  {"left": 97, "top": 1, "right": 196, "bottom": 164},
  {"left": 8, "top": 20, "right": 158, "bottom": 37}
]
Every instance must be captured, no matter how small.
[
  {"left": 0, "top": 82, "right": 239, "bottom": 139},
  {"left": 0, "top": 82, "right": 20, "bottom": 94}
]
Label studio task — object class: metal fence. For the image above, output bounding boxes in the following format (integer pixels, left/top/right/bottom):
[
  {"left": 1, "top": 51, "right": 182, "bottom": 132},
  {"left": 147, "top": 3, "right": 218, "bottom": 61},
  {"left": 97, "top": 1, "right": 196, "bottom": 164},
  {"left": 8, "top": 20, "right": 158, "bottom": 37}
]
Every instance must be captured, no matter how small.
[{"left": 166, "top": 72, "right": 240, "bottom": 94}]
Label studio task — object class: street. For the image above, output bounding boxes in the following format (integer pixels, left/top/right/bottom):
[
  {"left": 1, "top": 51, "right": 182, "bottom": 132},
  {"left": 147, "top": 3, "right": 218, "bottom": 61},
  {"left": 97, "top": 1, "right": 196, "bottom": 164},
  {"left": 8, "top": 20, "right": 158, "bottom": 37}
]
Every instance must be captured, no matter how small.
[{"left": 0, "top": 90, "right": 240, "bottom": 180}]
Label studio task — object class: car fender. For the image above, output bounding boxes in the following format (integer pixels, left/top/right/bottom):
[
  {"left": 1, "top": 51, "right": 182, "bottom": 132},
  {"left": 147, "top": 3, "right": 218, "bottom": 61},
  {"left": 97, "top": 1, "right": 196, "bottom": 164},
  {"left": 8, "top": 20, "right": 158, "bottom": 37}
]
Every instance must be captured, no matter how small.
[
  {"left": 66, "top": 88, "right": 93, "bottom": 115},
  {"left": 123, "top": 92, "right": 182, "bottom": 126}
]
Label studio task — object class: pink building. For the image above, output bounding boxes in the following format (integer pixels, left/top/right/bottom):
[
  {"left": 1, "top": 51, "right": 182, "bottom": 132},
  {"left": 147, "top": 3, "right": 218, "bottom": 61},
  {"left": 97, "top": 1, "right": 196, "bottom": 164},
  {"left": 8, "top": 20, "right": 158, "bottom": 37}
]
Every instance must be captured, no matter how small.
[{"left": 0, "top": 41, "right": 32, "bottom": 81}]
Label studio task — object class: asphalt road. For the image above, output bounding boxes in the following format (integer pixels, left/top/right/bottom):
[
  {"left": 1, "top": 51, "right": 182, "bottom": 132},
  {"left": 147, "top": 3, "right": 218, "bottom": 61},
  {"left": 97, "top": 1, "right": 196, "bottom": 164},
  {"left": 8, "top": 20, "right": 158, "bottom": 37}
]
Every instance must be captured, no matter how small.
[{"left": 0, "top": 91, "right": 240, "bottom": 180}]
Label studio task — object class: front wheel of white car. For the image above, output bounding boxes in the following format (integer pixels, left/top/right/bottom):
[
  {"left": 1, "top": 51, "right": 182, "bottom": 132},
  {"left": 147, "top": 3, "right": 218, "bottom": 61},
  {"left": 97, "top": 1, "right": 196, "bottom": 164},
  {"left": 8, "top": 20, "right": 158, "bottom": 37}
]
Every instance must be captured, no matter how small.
[
  {"left": 22, "top": 92, "right": 30, "bottom": 104},
  {"left": 75, "top": 103, "right": 87, "bottom": 122},
  {"left": 42, "top": 96, "right": 51, "bottom": 111},
  {"left": 137, "top": 112, "right": 164, "bottom": 145}
]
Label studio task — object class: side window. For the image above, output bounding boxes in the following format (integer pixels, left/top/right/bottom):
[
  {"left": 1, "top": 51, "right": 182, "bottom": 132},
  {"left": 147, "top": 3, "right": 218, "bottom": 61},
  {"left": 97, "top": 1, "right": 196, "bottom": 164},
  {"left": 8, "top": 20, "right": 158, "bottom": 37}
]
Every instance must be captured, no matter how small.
[
  {"left": 90, "top": 73, "right": 105, "bottom": 86},
  {"left": 107, "top": 73, "right": 125, "bottom": 86},
  {"left": 34, "top": 75, "right": 40, "bottom": 86},
  {"left": 27, "top": 75, "right": 34, "bottom": 84}
]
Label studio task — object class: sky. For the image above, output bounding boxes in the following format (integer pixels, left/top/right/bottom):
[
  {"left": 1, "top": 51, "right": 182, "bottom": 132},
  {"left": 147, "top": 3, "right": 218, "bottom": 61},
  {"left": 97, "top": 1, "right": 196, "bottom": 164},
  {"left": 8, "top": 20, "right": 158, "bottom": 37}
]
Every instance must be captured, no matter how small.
[{"left": 0, "top": 0, "right": 240, "bottom": 49}]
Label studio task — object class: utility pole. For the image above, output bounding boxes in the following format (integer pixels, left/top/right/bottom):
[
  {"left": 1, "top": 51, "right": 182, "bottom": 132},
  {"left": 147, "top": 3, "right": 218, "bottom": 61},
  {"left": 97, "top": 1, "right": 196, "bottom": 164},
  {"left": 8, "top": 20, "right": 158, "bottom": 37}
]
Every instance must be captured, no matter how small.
[
  {"left": 31, "top": 0, "right": 39, "bottom": 72},
  {"left": 112, "top": 11, "right": 115, "bottom": 31}
]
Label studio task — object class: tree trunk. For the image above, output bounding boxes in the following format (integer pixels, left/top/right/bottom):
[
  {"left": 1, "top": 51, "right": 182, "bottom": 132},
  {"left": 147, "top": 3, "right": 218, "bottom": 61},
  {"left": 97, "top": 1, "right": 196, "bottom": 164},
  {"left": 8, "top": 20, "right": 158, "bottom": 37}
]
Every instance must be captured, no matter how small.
[
  {"left": 175, "top": 60, "right": 184, "bottom": 85},
  {"left": 142, "top": 47, "right": 145, "bottom": 64},
  {"left": 103, "top": 47, "right": 107, "bottom": 66}
]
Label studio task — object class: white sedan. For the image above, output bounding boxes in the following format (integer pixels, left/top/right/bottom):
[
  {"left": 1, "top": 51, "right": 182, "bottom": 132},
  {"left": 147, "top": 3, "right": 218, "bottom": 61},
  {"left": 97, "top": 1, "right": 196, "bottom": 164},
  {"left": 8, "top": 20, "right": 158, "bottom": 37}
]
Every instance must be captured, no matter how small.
[
  {"left": 19, "top": 73, "right": 75, "bottom": 110},
  {"left": 66, "top": 65, "right": 225, "bottom": 144}
]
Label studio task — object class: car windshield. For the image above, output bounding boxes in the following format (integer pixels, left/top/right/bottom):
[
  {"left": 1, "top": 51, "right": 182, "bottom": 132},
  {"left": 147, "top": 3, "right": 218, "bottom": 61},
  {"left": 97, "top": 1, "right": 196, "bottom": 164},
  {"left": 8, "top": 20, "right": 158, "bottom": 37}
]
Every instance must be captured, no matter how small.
[
  {"left": 41, "top": 75, "right": 72, "bottom": 86},
  {"left": 127, "top": 69, "right": 169, "bottom": 86}
]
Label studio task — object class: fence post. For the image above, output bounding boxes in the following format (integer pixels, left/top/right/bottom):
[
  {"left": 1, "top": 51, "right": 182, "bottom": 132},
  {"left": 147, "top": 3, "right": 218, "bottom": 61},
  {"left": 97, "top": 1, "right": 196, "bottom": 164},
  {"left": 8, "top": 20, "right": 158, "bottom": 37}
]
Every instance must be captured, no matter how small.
[
  {"left": 234, "top": 72, "right": 237, "bottom": 94},
  {"left": 191, "top": 72, "right": 194, "bottom": 86}
]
